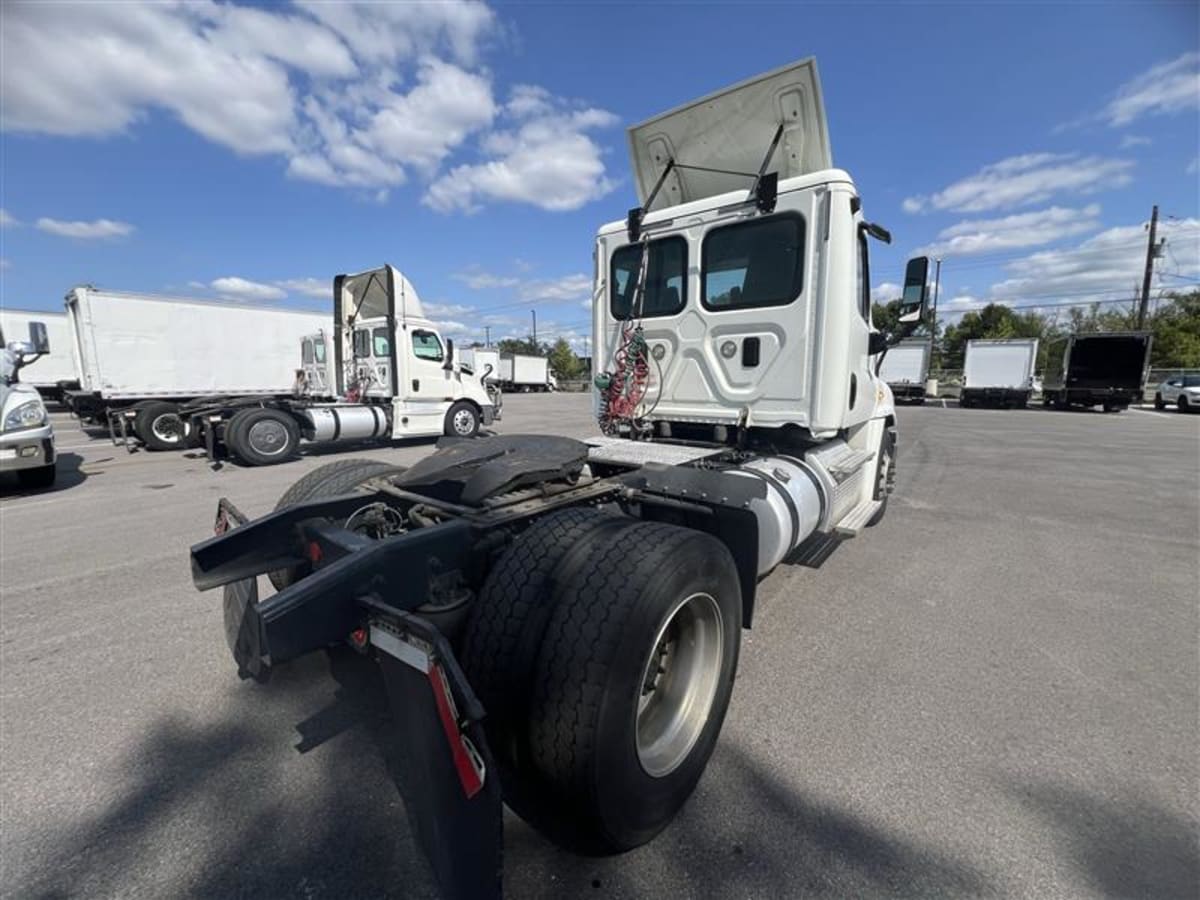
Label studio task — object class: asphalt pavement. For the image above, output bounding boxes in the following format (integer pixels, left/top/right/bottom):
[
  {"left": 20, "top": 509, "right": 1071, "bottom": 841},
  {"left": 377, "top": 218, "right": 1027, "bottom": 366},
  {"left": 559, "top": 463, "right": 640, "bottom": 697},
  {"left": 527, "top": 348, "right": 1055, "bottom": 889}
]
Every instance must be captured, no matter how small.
[{"left": 1, "top": 396, "right": 1197, "bottom": 898}]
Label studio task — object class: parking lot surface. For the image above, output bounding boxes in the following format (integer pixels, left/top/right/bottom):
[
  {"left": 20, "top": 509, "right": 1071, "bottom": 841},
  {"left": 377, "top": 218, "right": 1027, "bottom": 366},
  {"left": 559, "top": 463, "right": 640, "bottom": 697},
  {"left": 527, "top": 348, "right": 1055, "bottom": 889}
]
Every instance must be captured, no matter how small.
[{"left": 2, "top": 395, "right": 1197, "bottom": 898}]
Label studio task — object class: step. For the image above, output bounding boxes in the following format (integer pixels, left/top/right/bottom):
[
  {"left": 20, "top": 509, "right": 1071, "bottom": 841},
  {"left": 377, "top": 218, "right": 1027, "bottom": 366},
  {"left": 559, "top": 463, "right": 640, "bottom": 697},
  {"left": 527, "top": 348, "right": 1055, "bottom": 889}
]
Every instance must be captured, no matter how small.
[
  {"left": 822, "top": 448, "right": 876, "bottom": 480},
  {"left": 833, "top": 498, "right": 882, "bottom": 537}
]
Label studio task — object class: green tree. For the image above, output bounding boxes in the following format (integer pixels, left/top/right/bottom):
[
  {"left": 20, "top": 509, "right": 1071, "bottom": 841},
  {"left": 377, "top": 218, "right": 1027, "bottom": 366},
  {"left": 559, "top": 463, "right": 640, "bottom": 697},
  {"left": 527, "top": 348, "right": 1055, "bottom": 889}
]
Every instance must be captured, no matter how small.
[
  {"left": 1148, "top": 290, "right": 1200, "bottom": 368},
  {"left": 941, "top": 303, "right": 1048, "bottom": 368},
  {"left": 547, "top": 337, "right": 583, "bottom": 379},
  {"left": 497, "top": 337, "right": 546, "bottom": 356}
]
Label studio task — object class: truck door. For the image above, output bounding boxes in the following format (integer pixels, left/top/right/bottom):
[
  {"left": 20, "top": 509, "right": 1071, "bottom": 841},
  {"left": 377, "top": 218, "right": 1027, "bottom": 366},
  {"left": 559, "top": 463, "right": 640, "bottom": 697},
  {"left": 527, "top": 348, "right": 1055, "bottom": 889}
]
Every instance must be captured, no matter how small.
[
  {"left": 406, "top": 328, "right": 451, "bottom": 401},
  {"left": 848, "top": 227, "right": 877, "bottom": 426},
  {"left": 301, "top": 334, "right": 331, "bottom": 395}
]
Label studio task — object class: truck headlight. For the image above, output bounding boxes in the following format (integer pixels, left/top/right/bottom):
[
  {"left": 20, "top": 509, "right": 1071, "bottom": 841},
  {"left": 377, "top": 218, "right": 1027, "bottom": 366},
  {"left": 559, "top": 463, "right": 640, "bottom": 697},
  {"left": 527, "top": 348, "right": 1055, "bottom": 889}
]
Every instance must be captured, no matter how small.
[{"left": 4, "top": 399, "right": 48, "bottom": 432}]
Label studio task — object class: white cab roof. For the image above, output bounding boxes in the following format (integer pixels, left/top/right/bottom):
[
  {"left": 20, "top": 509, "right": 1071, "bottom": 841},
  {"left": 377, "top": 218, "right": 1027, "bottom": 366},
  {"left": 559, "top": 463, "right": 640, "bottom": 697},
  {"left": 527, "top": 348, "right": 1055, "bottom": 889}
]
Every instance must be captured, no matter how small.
[{"left": 628, "top": 58, "right": 831, "bottom": 211}]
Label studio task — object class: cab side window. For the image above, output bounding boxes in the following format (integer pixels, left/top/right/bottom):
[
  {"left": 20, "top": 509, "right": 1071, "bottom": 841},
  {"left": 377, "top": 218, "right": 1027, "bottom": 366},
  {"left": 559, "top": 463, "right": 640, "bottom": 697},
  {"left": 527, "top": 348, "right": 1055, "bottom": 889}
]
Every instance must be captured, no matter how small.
[
  {"left": 412, "top": 330, "right": 444, "bottom": 361},
  {"left": 373, "top": 327, "right": 390, "bottom": 358},
  {"left": 857, "top": 231, "right": 871, "bottom": 323},
  {"left": 301, "top": 340, "right": 314, "bottom": 364}
]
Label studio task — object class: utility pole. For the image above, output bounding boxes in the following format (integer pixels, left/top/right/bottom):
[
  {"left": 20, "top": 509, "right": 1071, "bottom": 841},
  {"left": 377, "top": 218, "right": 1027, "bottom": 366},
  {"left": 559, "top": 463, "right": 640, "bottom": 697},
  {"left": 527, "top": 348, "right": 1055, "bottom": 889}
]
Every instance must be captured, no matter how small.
[
  {"left": 531, "top": 309, "right": 537, "bottom": 347},
  {"left": 484, "top": 326, "right": 491, "bottom": 347},
  {"left": 1137, "top": 204, "right": 1159, "bottom": 330}
]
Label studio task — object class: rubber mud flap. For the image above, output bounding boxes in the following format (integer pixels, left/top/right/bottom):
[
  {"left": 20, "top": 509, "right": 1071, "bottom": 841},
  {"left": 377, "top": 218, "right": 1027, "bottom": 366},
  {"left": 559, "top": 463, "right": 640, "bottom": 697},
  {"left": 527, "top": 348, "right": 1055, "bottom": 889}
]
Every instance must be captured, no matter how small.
[
  {"left": 223, "top": 577, "right": 269, "bottom": 682},
  {"left": 374, "top": 617, "right": 503, "bottom": 900}
]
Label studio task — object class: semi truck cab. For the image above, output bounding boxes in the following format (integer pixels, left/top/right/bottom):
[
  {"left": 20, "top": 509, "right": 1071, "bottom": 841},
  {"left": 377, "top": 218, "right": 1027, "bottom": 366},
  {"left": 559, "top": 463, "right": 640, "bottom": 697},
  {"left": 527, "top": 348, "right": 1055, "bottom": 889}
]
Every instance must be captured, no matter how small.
[{"left": 0, "top": 321, "right": 57, "bottom": 489}]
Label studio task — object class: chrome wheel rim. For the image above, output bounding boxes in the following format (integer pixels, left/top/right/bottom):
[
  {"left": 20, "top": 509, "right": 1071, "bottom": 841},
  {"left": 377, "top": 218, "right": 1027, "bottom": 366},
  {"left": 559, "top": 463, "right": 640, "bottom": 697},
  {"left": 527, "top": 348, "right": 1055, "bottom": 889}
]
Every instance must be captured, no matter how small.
[
  {"left": 636, "top": 591, "right": 724, "bottom": 778},
  {"left": 247, "top": 419, "right": 289, "bottom": 456},
  {"left": 453, "top": 408, "right": 475, "bottom": 435},
  {"left": 151, "top": 413, "right": 184, "bottom": 443}
]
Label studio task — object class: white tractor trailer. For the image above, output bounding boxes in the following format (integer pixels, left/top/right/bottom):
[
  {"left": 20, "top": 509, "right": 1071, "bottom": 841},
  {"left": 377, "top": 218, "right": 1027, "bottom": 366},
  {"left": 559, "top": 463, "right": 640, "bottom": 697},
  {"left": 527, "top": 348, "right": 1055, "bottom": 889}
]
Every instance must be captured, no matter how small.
[{"left": 189, "top": 59, "right": 930, "bottom": 897}]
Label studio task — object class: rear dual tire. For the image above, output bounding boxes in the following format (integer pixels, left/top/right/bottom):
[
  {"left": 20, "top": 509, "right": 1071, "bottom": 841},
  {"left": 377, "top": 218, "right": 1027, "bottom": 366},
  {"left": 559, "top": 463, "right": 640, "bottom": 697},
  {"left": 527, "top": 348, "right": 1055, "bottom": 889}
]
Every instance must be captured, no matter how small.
[
  {"left": 462, "top": 511, "right": 742, "bottom": 852},
  {"left": 133, "top": 401, "right": 190, "bottom": 451},
  {"left": 226, "top": 408, "right": 301, "bottom": 466}
]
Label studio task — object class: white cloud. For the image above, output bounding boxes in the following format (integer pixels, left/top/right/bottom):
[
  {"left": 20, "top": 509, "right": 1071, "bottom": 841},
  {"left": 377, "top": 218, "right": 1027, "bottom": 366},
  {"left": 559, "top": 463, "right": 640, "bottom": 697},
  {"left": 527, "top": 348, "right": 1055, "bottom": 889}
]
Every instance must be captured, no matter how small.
[
  {"left": 454, "top": 269, "right": 592, "bottom": 303},
  {"left": 903, "top": 153, "right": 1133, "bottom": 214},
  {"left": 424, "top": 92, "right": 619, "bottom": 213},
  {"left": 1103, "top": 52, "right": 1200, "bottom": 127},
  {"left": 211, "top": 276, "right": 287, "bottom": 301},
  {"left": 1187, "top": 156, "right": 1199, "bottom": 175},
  {"left": 989, "top": 217, "right": 1200, "bottom": 302},
  {"left": 0, "top": 209, "right": 18, "bottom": 228},
  {"left": 424, "top": 300, "right": 479, "bottom": 318},
  {"left": 1118, "top": 134, "right": 1152, "bottom": 149},
  {"left": 2, "top": 2, "right": 615, "bottom": 213},
  {"left": 871, "top": 281, "right": 902, "bottom": 303},
  {"left": 36, "top": 217, "right": 134, "bottom": 239},
  {"left": 916, "top": 205, "right": 1103, "bottom": 257},
  {"left": 0, "top": 258, "right": 10, "bottom": 270},
  {"left": 275, "top": 277, "right": 330, "bottom": 298}
]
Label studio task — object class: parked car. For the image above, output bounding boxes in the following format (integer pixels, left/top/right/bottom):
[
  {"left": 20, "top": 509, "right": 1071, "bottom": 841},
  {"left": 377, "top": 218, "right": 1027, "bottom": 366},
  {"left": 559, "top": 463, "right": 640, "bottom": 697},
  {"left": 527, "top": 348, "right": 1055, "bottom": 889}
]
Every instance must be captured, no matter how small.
[{"left": 1154, "top": 374, "right": 1200, "bottom": 411}]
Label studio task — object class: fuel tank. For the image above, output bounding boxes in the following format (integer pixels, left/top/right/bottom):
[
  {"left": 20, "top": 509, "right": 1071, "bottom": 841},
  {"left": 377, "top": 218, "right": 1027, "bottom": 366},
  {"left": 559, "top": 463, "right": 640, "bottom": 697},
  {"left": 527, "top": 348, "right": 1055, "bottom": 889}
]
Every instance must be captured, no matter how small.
[{"left": 301, "top": 404, "right": 391, "bottom": 442}]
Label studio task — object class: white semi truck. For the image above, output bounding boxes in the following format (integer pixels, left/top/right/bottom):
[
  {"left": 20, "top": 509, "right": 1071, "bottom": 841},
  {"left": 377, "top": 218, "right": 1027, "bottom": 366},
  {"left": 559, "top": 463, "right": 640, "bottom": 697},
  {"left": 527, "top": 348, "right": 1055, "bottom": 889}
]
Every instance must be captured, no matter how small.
[
  {"left": 960, "top": 338, "right": 1039, "bottom": 408},
  {"left": 190, "top": 59, "right": 929, "bottom": 898},
  {"left": 878, "top": 337, "right": 932, "bottom": 403},
  {"left": 0, "top": 320, "right": 56, "bottom": 488},
  {"left": 181, "top": 267, "right": 499, "bottom": 465},
  {"left": 63, "top": 287, "right": 329, "bottom": 448},
  {"left": 0, "top": 309, "right": 79, "bottom": 403}
]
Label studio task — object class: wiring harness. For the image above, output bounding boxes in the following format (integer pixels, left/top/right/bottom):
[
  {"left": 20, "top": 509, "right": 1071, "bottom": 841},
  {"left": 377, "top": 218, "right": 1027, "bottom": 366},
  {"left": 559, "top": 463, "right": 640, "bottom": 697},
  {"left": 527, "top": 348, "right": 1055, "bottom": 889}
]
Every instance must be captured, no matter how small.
[{"left": 596, "top": 240, "right": 662, "bottom": 436}]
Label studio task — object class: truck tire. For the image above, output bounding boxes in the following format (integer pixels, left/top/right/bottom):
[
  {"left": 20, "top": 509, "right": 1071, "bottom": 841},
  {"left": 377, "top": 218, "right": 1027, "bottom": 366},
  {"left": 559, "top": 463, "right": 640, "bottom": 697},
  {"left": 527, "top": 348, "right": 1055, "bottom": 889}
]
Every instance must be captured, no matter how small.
[
  {"left": 866, "top": 426, "right": 895, "bottom": 527},
  {"left": 269, "top": 458, "right": 408, "bottom": 590},
  {"left": 17, "top": 464, "right": 56, "bottom": 489},
  {"left": 525, "top": 521, "right": 741, "bottom": 852},
  {"left": 444, "top": 401, "right": 480, "bottom": 437},
  {"left": 460, "top": 507, "right": 631, "bottom": 769},
  {"left": 226, "top": 407, "right": 300, "bottom": 466},
  {"left": 134, "top": 401, "right": 188, "bottom": 451}
]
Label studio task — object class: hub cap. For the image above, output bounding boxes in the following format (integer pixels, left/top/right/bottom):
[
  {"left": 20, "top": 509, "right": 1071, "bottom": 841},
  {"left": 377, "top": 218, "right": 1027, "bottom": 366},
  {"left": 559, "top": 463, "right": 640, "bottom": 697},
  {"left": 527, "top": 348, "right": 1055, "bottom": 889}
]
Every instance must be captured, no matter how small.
[
  {"left": 636, "top": 591, "right": 724, "bottom": 778},
  {"left": 151, "top": 413, "right": 184, "bottom": 443},
  {"left": 247, "top": 419, "right": 289, "bottom": 456},
  {"left": 453, "top": 408, "right": 475, "bottom": 435}
]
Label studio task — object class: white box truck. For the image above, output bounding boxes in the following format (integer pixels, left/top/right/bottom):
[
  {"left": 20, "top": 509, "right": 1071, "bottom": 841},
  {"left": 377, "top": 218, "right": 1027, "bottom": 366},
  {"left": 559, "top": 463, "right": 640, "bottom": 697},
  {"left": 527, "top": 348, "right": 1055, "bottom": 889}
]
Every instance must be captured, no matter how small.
[
  {"left": 500, "top": 353, "right": 554, "bottom": 391},
  {"left": 190, "top": 58, "right": 932, "bottom": 897},
  {"left": 459, "top": 348, "right": 501, "bottom": 382},
  {"left": 961, "top": 338, "right": 1038, "bottom": 408},
  {"left": 879, "top": 337, "right": 931, "bottom": 403},
  {"left": 0, "top": 309, "right": 79, "bottom": 402},
  {"left": 63, "top": 287, "right": 329, "bottom": 448}
]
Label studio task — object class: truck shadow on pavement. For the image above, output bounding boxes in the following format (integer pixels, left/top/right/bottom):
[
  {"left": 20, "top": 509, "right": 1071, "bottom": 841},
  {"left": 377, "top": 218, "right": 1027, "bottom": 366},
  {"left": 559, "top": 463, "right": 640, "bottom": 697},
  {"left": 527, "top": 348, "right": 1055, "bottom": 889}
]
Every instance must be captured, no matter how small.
[
  {"left": 11, "top": 645, "right": 1004, "bottom": 900},
  {"left": 0, "top": 452, "right": 87, "bottom": 497},
  {"left": 1002, "top": 778, "right": 1200, "bottom": 897}
]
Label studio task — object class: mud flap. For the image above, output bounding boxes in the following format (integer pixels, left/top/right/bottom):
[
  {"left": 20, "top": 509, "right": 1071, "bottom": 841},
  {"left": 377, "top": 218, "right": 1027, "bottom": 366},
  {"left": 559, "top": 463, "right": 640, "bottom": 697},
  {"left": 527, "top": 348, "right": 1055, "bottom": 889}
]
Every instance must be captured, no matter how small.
[
  {"left": 371, "top": 614, "right": 503, "bottom": 900},
  {"left": 215, "top": 498, "right": 271, "bottom": 682}
]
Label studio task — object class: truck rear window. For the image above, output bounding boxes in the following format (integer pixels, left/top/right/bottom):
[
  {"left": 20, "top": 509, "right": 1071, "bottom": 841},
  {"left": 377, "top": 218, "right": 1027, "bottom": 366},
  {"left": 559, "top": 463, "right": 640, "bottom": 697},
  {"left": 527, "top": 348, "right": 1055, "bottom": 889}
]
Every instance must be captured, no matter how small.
[
  {"left": 702, "top": 214, "right": 805, "bottom": 310},
  {"left": 611, "top": 237, "right": 687, "bottom": 320}
]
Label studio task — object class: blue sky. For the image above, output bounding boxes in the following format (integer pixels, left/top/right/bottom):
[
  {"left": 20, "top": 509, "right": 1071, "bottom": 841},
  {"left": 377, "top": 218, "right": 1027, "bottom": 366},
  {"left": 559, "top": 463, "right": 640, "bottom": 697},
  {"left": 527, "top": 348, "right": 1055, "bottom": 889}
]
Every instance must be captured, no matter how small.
[{"left": 1, "top": 0, "right": 1197, "bottom": 349}]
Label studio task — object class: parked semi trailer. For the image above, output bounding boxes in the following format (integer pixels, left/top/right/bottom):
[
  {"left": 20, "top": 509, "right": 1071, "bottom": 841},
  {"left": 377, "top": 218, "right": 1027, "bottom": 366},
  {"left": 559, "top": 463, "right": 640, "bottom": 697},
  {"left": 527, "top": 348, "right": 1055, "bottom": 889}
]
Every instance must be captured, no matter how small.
[
  {"left": 63, "top": 287, "right": 328, "bottom": 449},
  {"left": 960, "top": 338, "right": 1038, "bottom": 408},
  {"left": 0, "top": 309, "right": 78, "bottom": 403},
  {"left": 190, "top": 59, "right": 929, "bottom": 898},
  {"left": 459, "top": 347, "right": 501, "bottom": 382},
  {"left": 181, "top": 267, "right": 499, "bottom": 465},
  {"left": 878, "top": 337, "right": 931, "bottom": 403},
  {"left": 499, "top": 352, "right": 556, "bottom": 391},
  {"left": 1041, "top": 331, "right": 1152, "bottom": 412}
]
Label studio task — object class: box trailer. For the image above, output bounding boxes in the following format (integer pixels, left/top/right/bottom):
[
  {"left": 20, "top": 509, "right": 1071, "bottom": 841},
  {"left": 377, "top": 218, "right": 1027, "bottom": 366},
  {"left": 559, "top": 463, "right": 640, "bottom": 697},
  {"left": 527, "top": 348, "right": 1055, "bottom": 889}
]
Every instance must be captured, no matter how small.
[
  {"left": 190, "top": 58, "right": 933, "bottom": 898},
  {"left": 62, "top": 287, "right": 329, "bottom": 448},
  {"left": 1042, "top": 332, "right": 1151, "bottom": 412},
  {"left": 459, "top": 348, "right": 501, "bottom": 382},
  {"left": 499, "top": 353, "right": 553, "bottom": 391},
  {"left": 878, "top": 338, "right": 931, "bottom": 402},
  {"left": 961, "top": 338, "right": 1038, "bottom": 408},
  {"left": 0, "top": 309, "right": 79, "bottom": 402}
]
